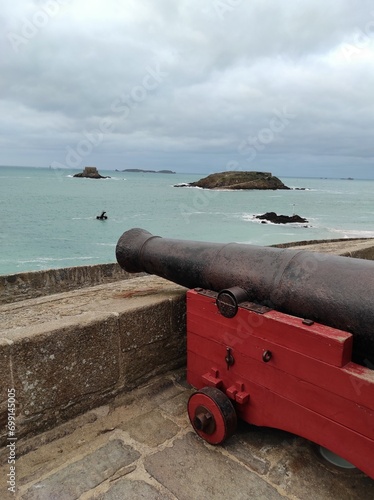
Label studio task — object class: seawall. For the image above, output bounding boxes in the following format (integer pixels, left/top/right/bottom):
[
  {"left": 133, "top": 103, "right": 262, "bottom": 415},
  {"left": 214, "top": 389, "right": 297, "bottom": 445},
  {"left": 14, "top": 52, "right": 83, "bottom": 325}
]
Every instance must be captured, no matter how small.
[{"left": 0, "top": 263, "right": 140, "bottom": 305}]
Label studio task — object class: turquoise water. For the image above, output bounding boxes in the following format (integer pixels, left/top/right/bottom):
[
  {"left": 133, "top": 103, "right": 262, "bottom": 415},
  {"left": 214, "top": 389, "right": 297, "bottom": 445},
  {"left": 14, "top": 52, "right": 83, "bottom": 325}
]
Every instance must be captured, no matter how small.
[{"left": 0, "top": 166, "right": 373, "bottom": 275}]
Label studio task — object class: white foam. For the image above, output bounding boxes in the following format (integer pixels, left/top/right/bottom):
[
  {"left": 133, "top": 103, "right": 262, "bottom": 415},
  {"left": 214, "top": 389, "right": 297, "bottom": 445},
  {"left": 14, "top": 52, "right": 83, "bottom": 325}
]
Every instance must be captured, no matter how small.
[{"left": 329, "top": 228, "right": 374, "bottom": 238}]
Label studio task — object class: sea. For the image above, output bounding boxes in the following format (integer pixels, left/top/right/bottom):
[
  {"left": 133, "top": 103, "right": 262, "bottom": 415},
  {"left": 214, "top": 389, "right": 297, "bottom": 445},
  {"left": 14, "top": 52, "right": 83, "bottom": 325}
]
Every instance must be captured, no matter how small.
[{"left": 0, "top": 166, "right": 373, "bottom": 276}]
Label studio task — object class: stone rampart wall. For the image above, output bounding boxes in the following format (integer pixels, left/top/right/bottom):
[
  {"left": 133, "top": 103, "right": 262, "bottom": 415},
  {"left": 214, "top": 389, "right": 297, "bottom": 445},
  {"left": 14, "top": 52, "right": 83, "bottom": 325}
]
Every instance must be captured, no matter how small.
[
  {"left": 0, "top": 263, "right": 143, "bottom": 305},
  {"left": 0, "top": 275, "right": 186, "bottom": 443},
  {"left": 273, "top": 237, "right": 374, "bottom": 260}
]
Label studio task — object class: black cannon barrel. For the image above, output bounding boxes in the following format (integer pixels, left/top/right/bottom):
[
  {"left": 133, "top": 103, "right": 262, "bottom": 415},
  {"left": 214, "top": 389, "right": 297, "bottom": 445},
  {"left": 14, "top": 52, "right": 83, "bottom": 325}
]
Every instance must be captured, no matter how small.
[{"left": 116, "top": 228, "right": 374, "bottom": 366}]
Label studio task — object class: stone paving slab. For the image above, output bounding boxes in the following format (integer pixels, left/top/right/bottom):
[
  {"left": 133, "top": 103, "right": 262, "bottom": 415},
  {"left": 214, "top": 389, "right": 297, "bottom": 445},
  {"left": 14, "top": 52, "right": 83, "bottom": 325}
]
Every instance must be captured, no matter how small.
[
  {"left": 21, "top": 440, "right": 140, "bottom": 500},
  {"left": 144, "top": 432, "right": 284, "bottom": 500},
  {"left": 96, "top": 477, "right": 173, "bottom": 500},
  {"left": 1, "top": 369, "right": 373, "bottom": 500}
]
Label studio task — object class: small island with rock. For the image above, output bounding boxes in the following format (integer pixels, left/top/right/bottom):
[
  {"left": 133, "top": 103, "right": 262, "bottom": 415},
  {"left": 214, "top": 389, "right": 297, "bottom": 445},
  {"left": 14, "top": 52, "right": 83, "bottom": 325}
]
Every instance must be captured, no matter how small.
[
  {"left": 175, "top": 171, "right": 290, "bottom": 190},
  {"left": 74, "top": 167, "right": 110, "bottom": 179},
  {"left": 256, "top": 212, "right": 309, "bottom": 224}
]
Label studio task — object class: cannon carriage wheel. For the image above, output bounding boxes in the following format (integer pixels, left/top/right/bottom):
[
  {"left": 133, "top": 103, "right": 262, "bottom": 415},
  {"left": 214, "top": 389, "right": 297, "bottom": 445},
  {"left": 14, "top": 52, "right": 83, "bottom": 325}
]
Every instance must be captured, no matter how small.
[{"left": 187, "top": 387, "right": 237, "bottom": 444}]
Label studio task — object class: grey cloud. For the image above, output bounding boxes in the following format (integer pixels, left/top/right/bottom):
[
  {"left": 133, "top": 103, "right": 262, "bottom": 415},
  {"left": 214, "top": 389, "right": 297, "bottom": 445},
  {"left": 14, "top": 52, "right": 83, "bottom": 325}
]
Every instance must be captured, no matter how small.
[{"left": 1, "top": 0, "right": 374, "bottom": 177}]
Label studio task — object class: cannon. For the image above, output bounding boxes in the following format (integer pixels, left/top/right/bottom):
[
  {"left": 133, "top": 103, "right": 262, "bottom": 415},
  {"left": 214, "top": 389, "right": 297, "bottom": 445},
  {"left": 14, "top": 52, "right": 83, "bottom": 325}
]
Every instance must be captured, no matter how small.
[
  {"left": 116, "top": 228, "right": 374, "bottom": 479},
  {"left": 116, "top": 228, "right": 374, "bottom": 365}
]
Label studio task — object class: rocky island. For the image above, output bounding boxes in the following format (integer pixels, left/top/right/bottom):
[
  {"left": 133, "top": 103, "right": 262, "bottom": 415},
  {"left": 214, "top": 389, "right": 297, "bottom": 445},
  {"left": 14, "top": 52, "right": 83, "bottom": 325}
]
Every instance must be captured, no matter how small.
[
  {"left": 175, "top": 171, "right": 290, "bottom": 190},
  {"left": 73, "top": 167, "right": 110, "bottom": 179},
  {"left": 256, "top": 212, "right": 309, "bottom": 224}
]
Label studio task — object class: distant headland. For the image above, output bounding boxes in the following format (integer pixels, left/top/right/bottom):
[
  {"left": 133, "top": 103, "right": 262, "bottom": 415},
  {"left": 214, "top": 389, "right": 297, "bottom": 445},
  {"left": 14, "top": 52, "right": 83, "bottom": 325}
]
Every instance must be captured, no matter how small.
[
  {"left": 117, "top": 168, "right": 176, "bottom": 174},
  {"left": 175, "top": 171, "right": 290, "bottom": 190}
]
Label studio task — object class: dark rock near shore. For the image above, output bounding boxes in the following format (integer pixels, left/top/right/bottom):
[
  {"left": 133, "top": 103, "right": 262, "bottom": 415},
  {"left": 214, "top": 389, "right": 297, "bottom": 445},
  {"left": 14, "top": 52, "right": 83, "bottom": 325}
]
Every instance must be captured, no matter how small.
[
  {"left": 177, "top": 171, "right": 290, "bottom": 190},
  {"left": 256, "top": 212, "right": 309, "bottom": 224},
  {"left": 74, "top": 167, "right": 110, "bottom": 179}
]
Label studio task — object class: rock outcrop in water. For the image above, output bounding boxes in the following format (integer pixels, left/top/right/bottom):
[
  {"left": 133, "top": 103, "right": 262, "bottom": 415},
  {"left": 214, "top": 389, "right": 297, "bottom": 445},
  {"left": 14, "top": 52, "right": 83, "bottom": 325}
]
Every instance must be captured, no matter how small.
[
  {"left": 74, "top": 167, "right": 110, "bottom": 179},
  {"left": 176, "top": 171, "right": 289, "bottom": 190},
  {"left": 256, "top": 212, "right": 309, "bottom": 224}
]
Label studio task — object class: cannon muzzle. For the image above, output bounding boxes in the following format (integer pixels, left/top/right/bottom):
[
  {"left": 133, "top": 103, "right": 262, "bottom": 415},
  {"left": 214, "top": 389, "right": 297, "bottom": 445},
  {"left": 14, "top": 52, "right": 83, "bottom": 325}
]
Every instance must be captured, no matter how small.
[{"left": 116, "top": 228, "right": 374, "bottom": 366}]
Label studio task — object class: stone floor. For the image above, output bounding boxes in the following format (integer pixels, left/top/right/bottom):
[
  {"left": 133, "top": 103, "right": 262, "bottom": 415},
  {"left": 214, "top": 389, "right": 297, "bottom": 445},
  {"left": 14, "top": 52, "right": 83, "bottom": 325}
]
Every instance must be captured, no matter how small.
[{"left": 1, "top": 369, "right": 373, "bottom": 500}]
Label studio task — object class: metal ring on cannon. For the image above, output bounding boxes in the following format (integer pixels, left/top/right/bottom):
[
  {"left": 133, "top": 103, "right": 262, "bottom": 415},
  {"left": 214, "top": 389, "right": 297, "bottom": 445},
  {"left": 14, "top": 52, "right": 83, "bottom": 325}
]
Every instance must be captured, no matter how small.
[{"left": 216, "top": 287, "right": 249, "bottom": 318}]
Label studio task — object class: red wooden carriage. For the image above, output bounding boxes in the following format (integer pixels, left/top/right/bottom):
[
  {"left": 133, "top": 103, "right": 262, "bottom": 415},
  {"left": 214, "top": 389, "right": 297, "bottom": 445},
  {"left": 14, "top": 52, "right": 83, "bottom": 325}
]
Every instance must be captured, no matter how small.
[
  {"left": 116, "top": 228, "right": 374, "bottom": 480},
  {"left": 186, "top": 287, "right": 374, "bottom": 479}
]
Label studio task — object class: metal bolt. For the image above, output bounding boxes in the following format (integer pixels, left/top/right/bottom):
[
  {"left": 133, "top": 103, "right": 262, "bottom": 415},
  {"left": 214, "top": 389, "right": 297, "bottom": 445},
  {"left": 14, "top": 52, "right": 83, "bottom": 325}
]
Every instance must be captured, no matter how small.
[{"left": 262, "top": 350, "right": 272, "bottom": 362}]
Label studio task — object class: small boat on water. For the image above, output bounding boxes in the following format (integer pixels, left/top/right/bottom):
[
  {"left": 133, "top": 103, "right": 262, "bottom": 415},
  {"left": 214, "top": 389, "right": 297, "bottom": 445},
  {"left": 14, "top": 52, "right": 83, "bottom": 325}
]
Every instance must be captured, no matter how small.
[{"left": 96, "top": 211, "right": 108, "bottom": 220}]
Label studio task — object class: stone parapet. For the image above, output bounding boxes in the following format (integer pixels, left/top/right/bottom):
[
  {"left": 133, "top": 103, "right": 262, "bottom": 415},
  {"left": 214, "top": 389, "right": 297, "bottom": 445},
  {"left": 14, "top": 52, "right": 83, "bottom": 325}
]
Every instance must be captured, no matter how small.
[
  {"left": 0, "top": 263, "right": 142, "bottom": 305},
  {"left": 273, "top": 237, "right": 374, "bottom": 260},
  {"left": 0, "top": 276, "right": 186, "bottom": 443}
]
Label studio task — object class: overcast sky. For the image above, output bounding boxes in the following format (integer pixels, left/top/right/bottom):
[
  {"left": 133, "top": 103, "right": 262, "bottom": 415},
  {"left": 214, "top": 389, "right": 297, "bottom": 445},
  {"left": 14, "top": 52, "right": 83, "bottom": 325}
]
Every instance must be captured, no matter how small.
[{"left": 1, "top": 0, "right": 374, "bottom": 178}]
